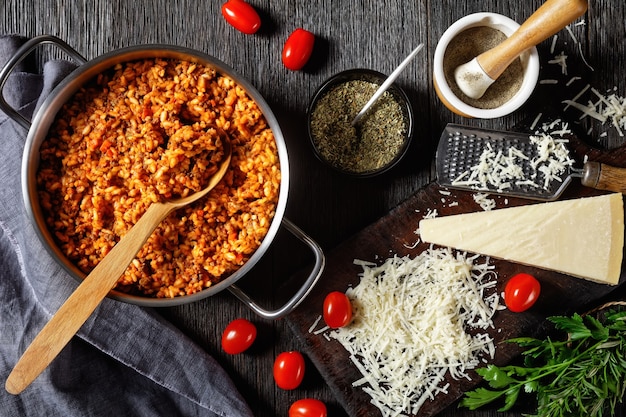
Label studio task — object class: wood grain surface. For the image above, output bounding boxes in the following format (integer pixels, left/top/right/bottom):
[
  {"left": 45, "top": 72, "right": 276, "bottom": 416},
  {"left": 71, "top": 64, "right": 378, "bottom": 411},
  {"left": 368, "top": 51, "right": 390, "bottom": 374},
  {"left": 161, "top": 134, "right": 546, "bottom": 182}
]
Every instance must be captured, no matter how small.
[{"left": 2, "top": 1, "right": 626, "bottom": 416}]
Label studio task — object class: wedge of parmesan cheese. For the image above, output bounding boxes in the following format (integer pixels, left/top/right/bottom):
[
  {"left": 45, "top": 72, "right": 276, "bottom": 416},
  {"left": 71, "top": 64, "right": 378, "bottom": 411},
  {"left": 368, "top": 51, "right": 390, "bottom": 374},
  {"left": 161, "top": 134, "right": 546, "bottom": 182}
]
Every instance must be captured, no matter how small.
[{"left": 419, "top": 193, "right": 624, "bottom": 285}]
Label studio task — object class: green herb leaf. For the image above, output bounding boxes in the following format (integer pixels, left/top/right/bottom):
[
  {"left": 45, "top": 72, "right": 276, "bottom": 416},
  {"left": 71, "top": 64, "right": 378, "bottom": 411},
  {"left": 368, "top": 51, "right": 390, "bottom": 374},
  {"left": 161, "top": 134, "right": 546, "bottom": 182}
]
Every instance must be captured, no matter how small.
[
  {"left": 524, "top": 380, "right": 539, "bottom": 393},
  {"left": 459, "top": 387, "right": 505, "bottom": 410},
  {"left": 549, "top": 314, "right": 591, "bottom": 340},
  {"left": 605, "top": 310, "right": 626, "bottom": 326},
  {"left": 499, "top": 386, "right": 521, "bottom": 412},
  {"left": 507, "top": 336, "right": 542, "bottom": 347},
  {"left": 477, "top": 364, "right": 517, "bottom": 388},
  {"left": 586, "top": 315, "right": 609, "bottom": 341},
  {"left": 598, "top": 340, "right": 621, "bottom": 349},
  {"left": 461, "top": 308, "right": 626, "bottom": 417}
]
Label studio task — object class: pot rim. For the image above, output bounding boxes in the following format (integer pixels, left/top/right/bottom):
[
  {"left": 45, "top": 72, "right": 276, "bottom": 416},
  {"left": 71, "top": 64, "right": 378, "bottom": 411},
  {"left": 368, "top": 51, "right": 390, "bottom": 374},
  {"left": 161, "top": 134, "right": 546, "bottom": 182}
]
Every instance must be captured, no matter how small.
[{"left": 22, "top": 43, "right": 290, "bottom": 307}]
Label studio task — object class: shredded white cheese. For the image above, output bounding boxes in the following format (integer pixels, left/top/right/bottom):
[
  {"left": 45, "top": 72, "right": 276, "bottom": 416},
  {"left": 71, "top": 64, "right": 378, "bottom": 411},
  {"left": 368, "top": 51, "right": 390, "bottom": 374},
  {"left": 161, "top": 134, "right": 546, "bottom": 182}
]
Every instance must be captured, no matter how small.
[
  {"left": 548, "top": 51, "right": 568, "bottom": 75},
  {"left": 565, "top": 24, "right": 578, "bottom": 44},
  {"left": 423, "top": 208, "right": 438, "bottom": 219},
  {"left": 554, "top": 29, "right": 625, "bottom": 139},
  {"left": 308, "top": 315, "right": 323, "bottom": 333},
  {"left": 473, "top": 193, "right": 496, "bottom": 211},
  {"left": 564, "top": 22, "right": 594, "bottom": 71},
  {"left": 546, "top": 121, "right": 571, "bottom": 137},
  {"left": 450, "top": 132, "right": 574, "bottom": 194},
  {"left": 563, "top": 88, "right": 626, "bottom": 137},
  {"left": 577, "top": 42, "right": 595, "bottom": 71},
  {"left": 403, "top": 240, "right": 420, "bottom": 250},
  {"left": 530, "top": 112, "right": 543, "bottom": 131},
  {"left": 530, "top": 132, "right": 575, "bottom": 188},
  {"left": 542, "top": 118, "right": 566, "bottom": 132},
  {"left": 550, "top": 34, "right": 558, "bottom": 54},
  {"left": 326, "top": 249, "right": 499, "bottom": 417},
  {"left": 566, "top": 76, "right": 581, "bottom": 86},
  {"left": 563, "top": 84, "right": 591, "bottom": 111},
  {"left": 450, "top": 142, "right": 528, "bottom": 191}
]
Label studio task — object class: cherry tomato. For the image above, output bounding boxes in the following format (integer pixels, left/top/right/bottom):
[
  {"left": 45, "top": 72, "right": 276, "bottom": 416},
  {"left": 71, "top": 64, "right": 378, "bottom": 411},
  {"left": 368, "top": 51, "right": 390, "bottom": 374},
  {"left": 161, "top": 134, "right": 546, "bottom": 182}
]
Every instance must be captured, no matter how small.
[
  {"left": 323, "top": 291, "right": 352, "bottom": 328},
  {"left": 221, "top": 0, "right": 261, "bottom": 34},
  {"left": 282, "top": 28, "right": 315, "bottom": 71},
  {"left": 221, "top": 318, "right": 257, "bottom": 354},
  {"left": 504, "top": 273, "right": 541, "bottom": 313},
  {"left": 273, "top": 351, "right": 305, "bottom": 390},
  {"left": 289, "top": 398, "right": 327, "bottom": 417}
]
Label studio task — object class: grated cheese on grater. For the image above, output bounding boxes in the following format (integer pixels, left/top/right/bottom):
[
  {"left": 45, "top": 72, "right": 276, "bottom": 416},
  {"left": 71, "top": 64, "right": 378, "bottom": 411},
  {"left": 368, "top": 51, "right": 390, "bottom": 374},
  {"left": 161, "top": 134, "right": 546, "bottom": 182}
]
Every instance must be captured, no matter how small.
[
  {"left": 326, "top": 248, "right": 499, "bottom": 417},
  {"left": 450, "top": 132, "right": 575, "bottom": 193}
]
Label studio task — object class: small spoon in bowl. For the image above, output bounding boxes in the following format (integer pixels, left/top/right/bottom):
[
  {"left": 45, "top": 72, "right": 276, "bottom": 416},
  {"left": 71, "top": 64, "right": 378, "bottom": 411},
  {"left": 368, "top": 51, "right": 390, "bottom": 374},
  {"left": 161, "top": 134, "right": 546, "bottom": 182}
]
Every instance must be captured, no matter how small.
[
  {"left": 351, "top": 43, "right": 423, "bottom": 126},
  {"left": 5, "top": 129, "right": 232, "bottom": 395}
]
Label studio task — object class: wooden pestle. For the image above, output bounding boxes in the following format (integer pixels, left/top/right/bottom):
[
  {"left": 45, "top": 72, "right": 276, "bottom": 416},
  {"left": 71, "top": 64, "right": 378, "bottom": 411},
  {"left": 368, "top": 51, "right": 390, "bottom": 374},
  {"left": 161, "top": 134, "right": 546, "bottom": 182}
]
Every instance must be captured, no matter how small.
[{"left": 454, "top": 0, "right": 588, "bottom": 99}]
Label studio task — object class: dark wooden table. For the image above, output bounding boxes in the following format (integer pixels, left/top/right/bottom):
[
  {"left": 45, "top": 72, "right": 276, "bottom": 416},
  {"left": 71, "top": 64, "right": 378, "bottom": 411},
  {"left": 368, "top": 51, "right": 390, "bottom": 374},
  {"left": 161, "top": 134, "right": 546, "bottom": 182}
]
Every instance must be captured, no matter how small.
[{"left": 3, "top": 0, "right": 625, "bottom": 416}]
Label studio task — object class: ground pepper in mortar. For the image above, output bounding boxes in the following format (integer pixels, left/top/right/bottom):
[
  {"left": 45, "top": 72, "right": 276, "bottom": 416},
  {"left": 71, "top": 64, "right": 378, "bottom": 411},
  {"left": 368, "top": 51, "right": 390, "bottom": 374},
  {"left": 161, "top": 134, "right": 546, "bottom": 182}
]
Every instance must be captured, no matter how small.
[
  {"left": 309, "top": 80, "right": 407, "bottom": 174},
  {"left": 444, "top": 26, "right": 524, "bottom": 109}
]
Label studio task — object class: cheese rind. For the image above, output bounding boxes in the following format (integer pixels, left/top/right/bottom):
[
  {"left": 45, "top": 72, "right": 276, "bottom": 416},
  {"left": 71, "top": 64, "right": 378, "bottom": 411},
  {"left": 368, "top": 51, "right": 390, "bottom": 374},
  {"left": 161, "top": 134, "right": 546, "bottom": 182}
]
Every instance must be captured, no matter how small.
[{"left": 419, "top": 193, "right": 624, "bottom": 285}]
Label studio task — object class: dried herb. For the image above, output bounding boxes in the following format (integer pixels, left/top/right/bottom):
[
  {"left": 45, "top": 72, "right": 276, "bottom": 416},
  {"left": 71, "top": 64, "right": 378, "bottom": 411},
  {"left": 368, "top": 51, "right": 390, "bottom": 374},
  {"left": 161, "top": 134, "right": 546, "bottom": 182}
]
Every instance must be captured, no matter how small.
[
  {"left": 309, "top": 80, "right": 407, "bottom": 174},
  {"left": 460, "top": 309, "right": 626, "bottom": 417}
]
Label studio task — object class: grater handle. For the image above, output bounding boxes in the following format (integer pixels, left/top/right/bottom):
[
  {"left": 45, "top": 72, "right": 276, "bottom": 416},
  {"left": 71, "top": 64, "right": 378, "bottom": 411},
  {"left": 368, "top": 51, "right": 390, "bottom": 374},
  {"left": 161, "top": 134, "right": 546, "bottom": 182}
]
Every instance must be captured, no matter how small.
[{"left": 581, "top": 161, "right": 626, "bottom": 194}]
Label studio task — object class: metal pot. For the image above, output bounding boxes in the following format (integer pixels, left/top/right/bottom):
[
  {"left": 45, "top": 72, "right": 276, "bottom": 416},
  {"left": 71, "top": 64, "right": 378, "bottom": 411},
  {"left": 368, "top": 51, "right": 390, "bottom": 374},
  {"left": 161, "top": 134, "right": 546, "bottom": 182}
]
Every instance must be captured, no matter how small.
[{"left": 0, "top": 35, "right": 324, "bottom": 319}]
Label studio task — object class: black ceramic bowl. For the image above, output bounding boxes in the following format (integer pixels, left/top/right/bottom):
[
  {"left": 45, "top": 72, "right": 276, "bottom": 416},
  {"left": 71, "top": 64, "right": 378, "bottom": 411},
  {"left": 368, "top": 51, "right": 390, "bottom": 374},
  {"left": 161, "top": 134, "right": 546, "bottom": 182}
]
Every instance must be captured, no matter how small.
[{"left": 306, "top": 69, "right": 414, "bottom": 178}]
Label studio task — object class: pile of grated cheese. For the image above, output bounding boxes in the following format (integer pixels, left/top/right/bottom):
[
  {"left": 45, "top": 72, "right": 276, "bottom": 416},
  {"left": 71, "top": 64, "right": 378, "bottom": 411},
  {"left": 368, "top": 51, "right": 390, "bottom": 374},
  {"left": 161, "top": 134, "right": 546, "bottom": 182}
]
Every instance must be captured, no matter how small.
[
  {"left": 450, "top": 132, "right": 575, "bottom": 193},
  {"left": 326, "top": 248, "right": 500, "bottom": 417}
]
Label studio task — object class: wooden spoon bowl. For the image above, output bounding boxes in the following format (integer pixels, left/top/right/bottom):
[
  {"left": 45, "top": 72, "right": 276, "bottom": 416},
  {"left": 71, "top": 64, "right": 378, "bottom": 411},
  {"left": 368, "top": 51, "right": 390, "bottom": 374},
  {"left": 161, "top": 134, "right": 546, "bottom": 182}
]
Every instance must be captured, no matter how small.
[{"left": 5, "top": 129, "right": 232, "bottom": 395}]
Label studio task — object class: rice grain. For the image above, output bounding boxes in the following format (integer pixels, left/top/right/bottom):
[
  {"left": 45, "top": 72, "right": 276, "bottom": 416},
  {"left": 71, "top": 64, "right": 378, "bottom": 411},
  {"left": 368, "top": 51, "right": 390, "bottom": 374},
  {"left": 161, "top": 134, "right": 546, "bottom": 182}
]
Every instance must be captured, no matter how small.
[{"left": 37, "top": 58, "right": 281, "bottom": 298}]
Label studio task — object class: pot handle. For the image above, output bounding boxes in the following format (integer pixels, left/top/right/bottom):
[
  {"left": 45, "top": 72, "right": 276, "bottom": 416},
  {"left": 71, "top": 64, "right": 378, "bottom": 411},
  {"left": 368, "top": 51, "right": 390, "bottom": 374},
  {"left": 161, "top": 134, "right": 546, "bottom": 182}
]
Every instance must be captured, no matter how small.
[
  {"left": 0, "top": 34, "right": 87, "bottom": 130},
  {"left": 227, "top": 218, "right": 325, "bottom": 320}
]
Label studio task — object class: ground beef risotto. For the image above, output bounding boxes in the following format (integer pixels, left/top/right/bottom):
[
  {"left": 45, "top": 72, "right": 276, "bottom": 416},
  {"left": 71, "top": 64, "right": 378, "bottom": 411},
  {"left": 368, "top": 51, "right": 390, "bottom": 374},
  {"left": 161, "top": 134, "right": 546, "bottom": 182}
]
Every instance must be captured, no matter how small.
[{"left": 37, "top": 59, "right": 281, "bottom": 298}]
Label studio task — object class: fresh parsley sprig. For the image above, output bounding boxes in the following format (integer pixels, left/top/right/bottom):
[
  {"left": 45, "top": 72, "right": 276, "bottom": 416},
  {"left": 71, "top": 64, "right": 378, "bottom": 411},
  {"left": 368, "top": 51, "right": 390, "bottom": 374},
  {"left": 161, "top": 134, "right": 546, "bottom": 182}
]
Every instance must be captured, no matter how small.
[{"left": 460, "top": 309, "right": 626, "bottom": 417}]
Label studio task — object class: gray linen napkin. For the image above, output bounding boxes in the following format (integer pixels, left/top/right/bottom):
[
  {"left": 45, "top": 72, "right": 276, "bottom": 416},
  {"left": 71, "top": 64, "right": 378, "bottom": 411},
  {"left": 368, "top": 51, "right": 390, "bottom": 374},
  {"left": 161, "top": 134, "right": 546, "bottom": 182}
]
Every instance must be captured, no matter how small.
[{"left": 0, "top": 35, "right": 254, "bottom": 417}]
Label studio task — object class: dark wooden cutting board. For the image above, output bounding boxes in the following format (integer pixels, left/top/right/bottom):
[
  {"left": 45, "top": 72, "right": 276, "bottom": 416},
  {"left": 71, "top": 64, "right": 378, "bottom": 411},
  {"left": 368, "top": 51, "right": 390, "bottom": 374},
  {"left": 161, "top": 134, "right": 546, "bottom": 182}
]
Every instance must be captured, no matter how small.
[{"left": 285, "top": 127, "right": 626, "bottom": 417}]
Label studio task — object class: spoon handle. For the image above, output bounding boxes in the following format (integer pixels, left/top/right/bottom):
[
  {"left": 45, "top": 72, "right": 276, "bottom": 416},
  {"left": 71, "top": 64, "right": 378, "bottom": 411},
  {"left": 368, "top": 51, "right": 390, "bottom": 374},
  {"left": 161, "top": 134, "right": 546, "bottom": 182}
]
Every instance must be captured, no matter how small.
[
  {"left": 351, "top": 43, "right": 423, "bottom": 126},
  {"left": 478, "top": 0, "right": 587, "bottom": 80},
  {"left": 5, "top": 201, "right": 173, "bottom": 395}
]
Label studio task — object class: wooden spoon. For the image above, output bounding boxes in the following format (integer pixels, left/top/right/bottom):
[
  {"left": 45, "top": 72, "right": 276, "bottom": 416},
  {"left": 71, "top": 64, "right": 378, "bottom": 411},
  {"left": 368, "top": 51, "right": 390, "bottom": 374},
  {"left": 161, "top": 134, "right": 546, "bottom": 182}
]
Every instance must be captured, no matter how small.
[
  {"left": 5, "top": 130, "right": 232, "bottom": 395},
  {"left": 454, "top": 0, "right": 588, "bottom": 99}
]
